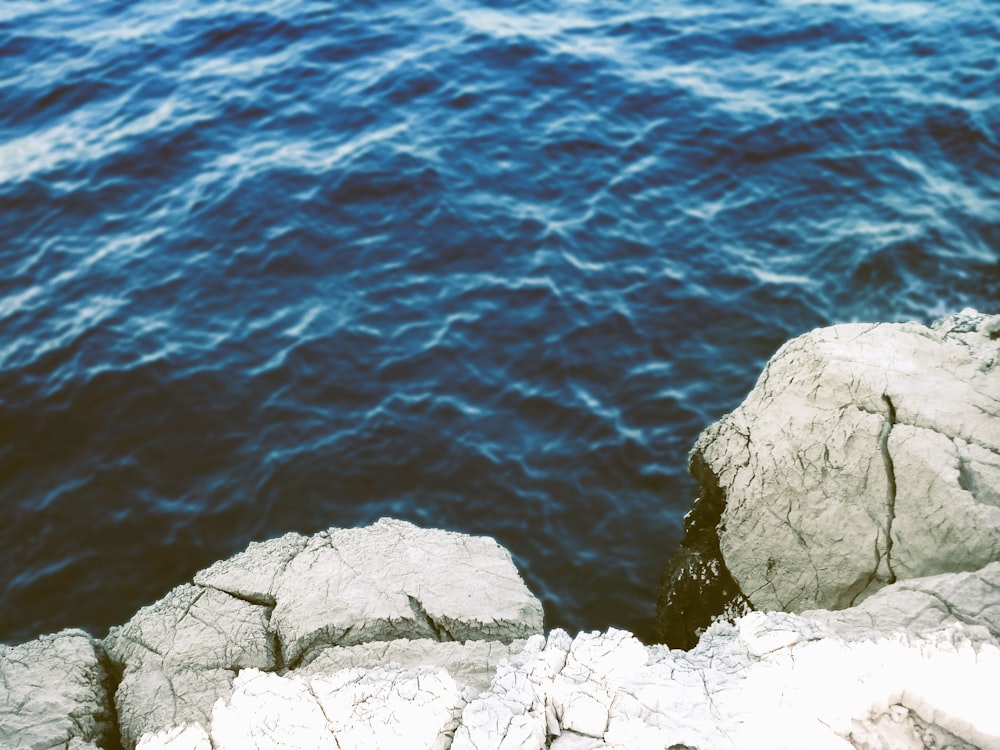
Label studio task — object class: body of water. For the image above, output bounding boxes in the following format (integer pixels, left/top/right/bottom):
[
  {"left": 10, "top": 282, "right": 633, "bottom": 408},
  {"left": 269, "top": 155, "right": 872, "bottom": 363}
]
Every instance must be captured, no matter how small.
[{"left": 1, "top": 0, "right": 998, "bottom": 645}]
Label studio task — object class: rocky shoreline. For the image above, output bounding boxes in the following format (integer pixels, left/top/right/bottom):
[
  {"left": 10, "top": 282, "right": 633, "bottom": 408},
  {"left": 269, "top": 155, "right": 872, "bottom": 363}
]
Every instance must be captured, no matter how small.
[{"left": 3, "top": 310, "right": 999, "bottom": 749}]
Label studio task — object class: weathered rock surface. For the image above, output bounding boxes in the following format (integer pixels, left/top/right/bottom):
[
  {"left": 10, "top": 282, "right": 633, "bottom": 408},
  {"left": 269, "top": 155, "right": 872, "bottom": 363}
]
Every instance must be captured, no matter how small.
[
  {"left": 807, "top": 561, "right": 1000, "bottom": 644},
  {"left": 136, "top": 724, "right": 211, "bottom": 750},
  {"left": 267, "top": 519, "right": 542, "bottom": 667},
  {"left": 660, "top": 309, "right": 1000, "bottom": 636},
  {"left": 192, "top": 519, "right": 542, "bottom": 670},
  {"left": 113, "top": 667, "right": 235, "bottom": 750},
  {"left": 104, "top": 584, "right": 278, "bottom": 673},
  {"left": 98, "top": 517, "right": 542, "bottom": 748},
  {"left": 135, "top": 562, "right": 1000, "bottom": 750},
  {"left": 298, "top": 637, "right": 528, "bottom": 693},
  {"left": 102, "top": 583, "right": 276, "bottom": 749},
  {"left": 6, "top": 529, "right": 1000, "bottom": 750},
  {"left": 0, "top": 628, "right": 115, "bottom": 749}
]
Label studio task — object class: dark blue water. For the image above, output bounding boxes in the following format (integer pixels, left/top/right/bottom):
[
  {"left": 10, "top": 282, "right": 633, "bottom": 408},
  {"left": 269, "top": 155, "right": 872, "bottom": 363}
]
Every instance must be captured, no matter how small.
[{"left": 1, "top": 0, "right": 998, "bottom": 646}]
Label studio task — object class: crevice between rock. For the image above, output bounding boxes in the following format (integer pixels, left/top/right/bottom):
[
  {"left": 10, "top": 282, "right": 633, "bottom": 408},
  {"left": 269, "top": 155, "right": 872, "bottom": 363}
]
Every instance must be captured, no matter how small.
[
  {"left": 196, "top": 583, "right": 277, "bottom": 610},
  {"left": 880, "top": 393, "right": 898, "bottom": 586},
  {"left": 654, "top": 449, "right": 753, "bottom": 649},
  {"left": 192, "top": 582, "right": 284, "bottom": 672},
  {"left": 853, "top": 402, "right": 1000, "bottom": 460},
  {"left": 849, "top": 393, "right": 899, "bottom": 608},
  {"left": 94, "top": 640, "right": 125, "bottom": 750},
  {"left": 408, "top": 595, "right": 458, "bottom": 643}
]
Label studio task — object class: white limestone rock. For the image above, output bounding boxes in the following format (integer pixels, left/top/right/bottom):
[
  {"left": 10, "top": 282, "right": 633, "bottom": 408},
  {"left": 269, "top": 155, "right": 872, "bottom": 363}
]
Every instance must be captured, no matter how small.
[
  {"left": 692, "top": 310, "right": 1000, "bottom": 612},
  {"left": 129, "top": 562, "right": 1000, "bottom": 750},
  {"left": 452, "top": 630, "right": 571, "bottom": 750},
  {"left": 136, "top": 723, "right": 212, "bottom": 750},
  {"left": 115, "top": 667, "right": 234, "bottom": 750},
  {"left": 99, "top": 518, "right": 541, "bottom": 747},
  {"left": 209, "top": 666, "right": 467, "bottom": 750},
  {"left": 298, "top": 637, "right": 528, "bottom": 693},
  {"left": 0, "top": 628, "right": 114, "bottom": 749},
  {"left": 265, "top": 518, "right": 544, "bottom": 667},
  {"left": 102, "top": 583, "right": 276, "bottom": 748},
  {"left": 193, "top": 531, "right": 308, "bottom": 606},
  {"left": 807, "top": 561, "right": 1000, "bottom": 646},
  {"left": 452, "top": 566, "right": 1000, "bottom": 749},
  {"left": 550, "top": 629, "right": 648, "bottom": 738},
  {"left": 103, "top": 583, "right": 276, "bottom": 673}
]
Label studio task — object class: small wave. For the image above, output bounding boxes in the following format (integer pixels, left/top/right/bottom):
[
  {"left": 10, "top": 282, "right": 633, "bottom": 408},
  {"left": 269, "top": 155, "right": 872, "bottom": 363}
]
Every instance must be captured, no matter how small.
[{"left": 1, "top": 0, "right": 998, "bottom": 646}]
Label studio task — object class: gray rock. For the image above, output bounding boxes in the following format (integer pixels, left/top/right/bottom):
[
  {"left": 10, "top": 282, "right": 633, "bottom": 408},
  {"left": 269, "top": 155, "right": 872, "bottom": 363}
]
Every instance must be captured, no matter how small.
[
  {"left": 208, "top": 666, "right": 467, "bottom": 750},
  {"left": 267, "top": 518, "right": 544, "bottom": 668},
  {"left": 162, "top": 562, "right": 1000, "bottom": 750},
  {"left": 809, "top": 561, "right": 1000, "bottom": 644},
  {"left": 103, "top": 583, "right": 277, "bottom": 673},
  {"left": 103, "top": 583, "right": 276, "bottom": 749},
  {"left": 102, "top": 518, "right": 542, "bottom": 746},
  {"left": 689, "top": 311, "right": 1000, "bottom": 613},
  {"left": 193, "top": 531, "right": 308, "bottom": 607},
  {"left": 0, "top": 629, "right": 114, "bottom": 749},
  {"left": 114, "top": 668, "right": 233, "bottom": 750},
  {"left": 123, "top": 551, "right": 1000, "bottom": 749}
]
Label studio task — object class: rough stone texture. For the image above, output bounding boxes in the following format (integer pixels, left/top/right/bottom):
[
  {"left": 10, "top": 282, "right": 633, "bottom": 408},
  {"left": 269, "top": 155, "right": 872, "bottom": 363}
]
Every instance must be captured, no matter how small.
[
  {"left": 114, "top": 668, "right": 234, "bottom": 750},
  {"left": 8, "top": 518, "right": 995, "bottom": 750},
  {"left": 219, "top": 666, "right": 466, "bottom": 749},
  {"left": 103, "top": 583, "right": 276, "bottom": 749},
  {"left": 192, "top": 531, "right": 308, "bottom": 607},
  {"left": 0, "top": 628, "right": 115, "bottom": 750},
  {"left": 136, "top": 724, "right": 211, "bottom": 750},
  {"left": 298, "top": 638, "right": 528, "bottom": 693},
  {"left": 135, "top": 565, "right": 1000, "bottom": 749},
  {"left": 808, "top": 561, "right": 1000, "bottom": 644},
  {"left": 263, "top": 518, "right": 544, "bottom": 668},
  {"left": 103, "top": 584, "right": 277, "bottom": 673},
  {"left": 97, "top": 517, "right": 542, "bottom": 747},
  {"left": 193, "top": 519, "right": 543, "bottom": 670},
  {"left": 688, "top": 309, "right": 1000, "bottom": 614}
]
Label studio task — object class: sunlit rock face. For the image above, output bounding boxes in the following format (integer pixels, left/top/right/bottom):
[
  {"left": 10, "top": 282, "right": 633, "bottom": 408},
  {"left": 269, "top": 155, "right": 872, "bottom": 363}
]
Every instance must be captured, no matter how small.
[
  {"left": 100, "top": 518, "right": 543, "bottom": 748},
  {"left": 657, "top": 309, "right": 1000, "bottom": 645},
  {"left": 136, "top": 563, "right": 1000, "bottom": 750},
  {"left": 5, "top": 522, "right": 1000, "bottom": 750}
]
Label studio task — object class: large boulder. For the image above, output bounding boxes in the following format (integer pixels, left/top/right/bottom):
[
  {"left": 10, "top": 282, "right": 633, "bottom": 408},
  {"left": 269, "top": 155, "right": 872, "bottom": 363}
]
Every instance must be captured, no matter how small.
[
  {"left": 102, "top": 517, "right": 543, "bottom": 747},
  {"left": 658, "top": 309, "right": 1000, "bottom": 643},
  {"left": 0, "top": 628, "right": 115, "bottom": 749},
  {"left": 194, "top": 518, "right": 543, "bottom": 669}
]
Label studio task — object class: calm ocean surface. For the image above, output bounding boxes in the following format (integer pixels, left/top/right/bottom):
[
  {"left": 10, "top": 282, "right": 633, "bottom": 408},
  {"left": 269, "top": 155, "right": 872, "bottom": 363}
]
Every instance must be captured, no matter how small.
[{"left": 1, "top": 0, "right": 998, "bottom": 645}]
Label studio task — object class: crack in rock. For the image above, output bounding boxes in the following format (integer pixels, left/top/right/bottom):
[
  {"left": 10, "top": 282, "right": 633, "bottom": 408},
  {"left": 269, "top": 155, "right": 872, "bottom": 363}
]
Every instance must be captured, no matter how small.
[
  {"left": 879, "top": 393, "right": 898, "bottom": 586},
  {"left": 408, "top": 596, "right": 458, "bottom": 643},
  {"left": 852, "top": 393, "right": 899, "bottom": 607}
]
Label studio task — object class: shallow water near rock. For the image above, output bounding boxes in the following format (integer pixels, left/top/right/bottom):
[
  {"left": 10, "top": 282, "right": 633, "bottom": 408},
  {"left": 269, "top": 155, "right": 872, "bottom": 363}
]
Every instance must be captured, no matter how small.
[{"left": 1, "top": 0, "right": 998, "bottom": 645}]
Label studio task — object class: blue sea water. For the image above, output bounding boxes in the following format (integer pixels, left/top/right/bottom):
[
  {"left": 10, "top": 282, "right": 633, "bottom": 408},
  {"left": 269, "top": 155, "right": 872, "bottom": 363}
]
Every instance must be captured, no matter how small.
[{"left": 1, "top": 0, "right": 998, "bottom": 646}]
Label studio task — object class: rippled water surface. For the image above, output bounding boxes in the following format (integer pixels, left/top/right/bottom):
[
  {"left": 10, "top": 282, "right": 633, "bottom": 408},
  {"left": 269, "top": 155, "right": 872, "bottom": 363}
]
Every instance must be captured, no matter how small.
[{"left": 1, "top": 0, "right": 998, "bottom": 645}]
